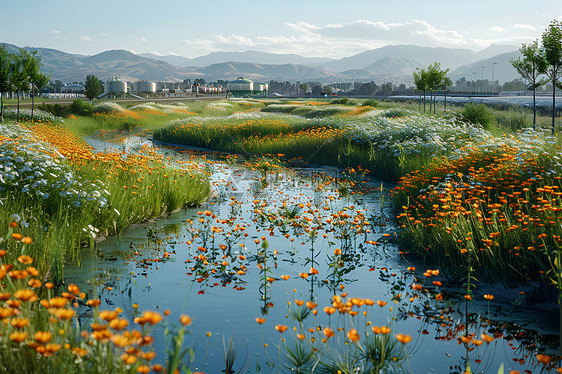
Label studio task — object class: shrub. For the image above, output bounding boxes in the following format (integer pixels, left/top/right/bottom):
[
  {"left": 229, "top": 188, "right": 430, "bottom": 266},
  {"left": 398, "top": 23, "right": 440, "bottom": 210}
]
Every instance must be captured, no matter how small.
[
  {"left": 382, "top": 109, "right": 409, "bottom": 118},
  {"left": 362, "top": 98, "right": 379, "bottom": 107},
  {"left": 70, "top": 99, "right": 94, "bottom": 116},
  {"left": 38, "top": 103, "right": 71, "bottom": 118},
  {"left": 331, "top": 97, "right": 351, "bottom": 105},
  {"left": 460, "top": 103, "right": 496, "bottom": 128}
]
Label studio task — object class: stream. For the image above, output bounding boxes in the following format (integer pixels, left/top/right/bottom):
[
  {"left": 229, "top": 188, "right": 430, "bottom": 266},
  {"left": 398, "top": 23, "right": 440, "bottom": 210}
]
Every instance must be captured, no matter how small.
[{"left": 65, "top": 136, "right": 560, "bottom": 373}]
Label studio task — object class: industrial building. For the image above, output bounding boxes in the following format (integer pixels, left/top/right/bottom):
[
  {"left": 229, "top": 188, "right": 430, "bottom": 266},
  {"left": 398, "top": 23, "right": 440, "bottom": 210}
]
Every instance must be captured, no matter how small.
[
  {"left": 227, "top": 77, "right": 268, "bottom": 97},
  {"left": 133, "top": 80, "right": 157, "bottom": 97}
]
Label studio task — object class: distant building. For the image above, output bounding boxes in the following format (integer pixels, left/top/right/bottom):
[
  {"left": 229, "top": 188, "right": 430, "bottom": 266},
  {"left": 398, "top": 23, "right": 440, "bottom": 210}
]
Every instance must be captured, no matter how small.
[
  {"left": 61, "top": 84, "right": 85, "bottom": 94},
  {"left": 102, "top": 77, "right": 127, "bottom": 98},
  {"left": 134, "top": 80, "right": 156, "bottom": 96},
  {"left": 227, "top": 77, "right": 268, "bottom": 97}
]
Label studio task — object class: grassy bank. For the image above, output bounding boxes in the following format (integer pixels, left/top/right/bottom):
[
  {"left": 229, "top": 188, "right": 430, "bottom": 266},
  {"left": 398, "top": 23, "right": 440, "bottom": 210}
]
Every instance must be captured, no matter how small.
[{"left": 1, "top": 119, "right": 210, "bottom": 283}]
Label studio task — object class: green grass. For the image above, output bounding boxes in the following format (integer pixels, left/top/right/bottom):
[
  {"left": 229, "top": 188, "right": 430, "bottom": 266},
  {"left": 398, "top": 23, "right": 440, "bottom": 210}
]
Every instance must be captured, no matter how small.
[{"left": 0, "top": 121, "right": 211, "bottom": 283}]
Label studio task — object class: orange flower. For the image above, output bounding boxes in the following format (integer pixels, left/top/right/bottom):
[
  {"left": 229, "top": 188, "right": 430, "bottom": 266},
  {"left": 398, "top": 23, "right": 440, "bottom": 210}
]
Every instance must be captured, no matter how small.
[
  {"left": 347, "top": 328, "right": 360, "bottom": 342},
  {"left": 323, "top": 327, "right": 335, "bottom": 338},
  {"left": 99, "top": 310, "right": 119, "bottom": 322},
  {"left": 87, "top": 299, "right": 101, "bottom": 307},
  {"left": 275, "top": 324, "right": 288, "bottom": 333},
  {"left": 380, "top": 326, "right": 391, "bottom": 335},
  {"left": 11, "top": 318, "right": 29, "bottom": 329},
  {"left": 305, "top": 301, "right": 317, "bottom": 309},
  {"left": 14, "top": 289, "right": 37, "bottom": 302},
  {"left": 67, "top": 284, "right": 80, "bottom": 295},
  {"left": 481, "top": 333, "right": 494, "bottom": 343},
  {"left": 34, "top": 331, "right": 52, "bottom": 344},
  {"left": 255, "top": 318, "right": 266, "bottom": 325},
  {"left": 396, "top": 333, "right": 412, "bottom": 344},
  {"left": 483, "top": 294, "right": 494, "bottom": 300},
  {"left": 109, "top": 318, "right": 129, "bottom": 331},
  {"left": 280, "top": 275, "right": 290, "bottom": 280},
  {"left": 323, "top": 307, "right": 336, "bottom": 315},
  {"left": 180, "top": 315, "right": 192, "bottom": 326},
  {"left": 376, "top": 300, "right": 387, "bottom": 307},
  {"left": 9, "top": 331, "right": 28, "bottom": 343}
]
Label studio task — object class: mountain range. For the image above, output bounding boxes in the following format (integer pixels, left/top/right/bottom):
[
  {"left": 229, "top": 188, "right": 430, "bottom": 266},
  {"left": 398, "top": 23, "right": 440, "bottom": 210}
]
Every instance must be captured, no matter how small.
[{"left": 2, "top": 42, "right": 521, "bottom": 85}]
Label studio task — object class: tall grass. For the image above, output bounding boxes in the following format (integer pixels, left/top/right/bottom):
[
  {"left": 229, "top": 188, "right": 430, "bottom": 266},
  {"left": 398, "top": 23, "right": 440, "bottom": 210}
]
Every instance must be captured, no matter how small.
[{"left": 1, "top": 122, "right": 210, "bottom": 282}]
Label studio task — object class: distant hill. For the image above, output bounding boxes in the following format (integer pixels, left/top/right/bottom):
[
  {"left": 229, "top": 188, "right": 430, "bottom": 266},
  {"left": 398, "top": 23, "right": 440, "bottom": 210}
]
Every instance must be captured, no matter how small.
[
  {"left": 450, "top": 51, "right": 521, "bottom": 84},
  {"left": 140, "top": 50, "right": 333, "bottom": 67},
  {"left": 1, "top": 42, "right": 522, "bottom": 84},
  {"left": 200, "top": 62, "right": 344, "bottom": 82},
  {"left": 320, "top": 44, "right": 518, "bottom": 73}
]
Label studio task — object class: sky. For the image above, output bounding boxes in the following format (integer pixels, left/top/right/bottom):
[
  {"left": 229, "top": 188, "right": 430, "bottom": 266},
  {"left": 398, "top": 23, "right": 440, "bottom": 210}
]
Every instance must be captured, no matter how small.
[{"left": 2, "top": 0, "right": 561, "bottom": 59}]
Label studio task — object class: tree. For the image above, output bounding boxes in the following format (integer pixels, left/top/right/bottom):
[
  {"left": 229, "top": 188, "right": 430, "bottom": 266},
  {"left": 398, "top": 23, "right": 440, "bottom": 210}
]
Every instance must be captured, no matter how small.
[
  {"left": 426, "top": 62, "right": 449, "bottom": 114},
  {"left": 0, "top": 45, "right": 12, "bottom": 123},
  {"left": 9, "top": 50, "right": 29, "bottom": 123},
  {"left": 24, "top": 51, "right": 49, "bottom": 121},
  {"left": 381, "top": 82, "right": 392, "bottom": 96},
  {"left": 322, "top": 85, "right": 333, "bottom": 95},
  {"left": 354, "top": 82, "right": 377, "bottom": 96},
  {"left": 299, "top": 83, "right": 309, "bottom": 95},
  {"left": 511, "top": 40, "right": 547, "bottom": 130},
  {"left": 311, "top": 85, "right": 322, "bottom": 96},
  {"left": 84, "top": 75, "right": 103, "bottom": 103},
  {"left": 441, "top": 76, "right": 453, "bottom": 111},
  {"left": 413, "top": 68, "right": 427, "bottom": 113},
  {"left": 542, "top": 19, "right": 562, "bottom": 135}
]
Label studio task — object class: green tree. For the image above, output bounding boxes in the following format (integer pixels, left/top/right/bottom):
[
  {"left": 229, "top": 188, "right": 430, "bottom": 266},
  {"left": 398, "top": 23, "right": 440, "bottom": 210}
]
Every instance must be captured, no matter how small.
[
  {"left": 24, "top": 51, "right": 49, "bottom": 122},
  {"left": 426, "top": 62, "right": 449, "bottom": 114},
  {"left": 322, "top": 85, "right": 333, "bottom": 95},
  {"left": 9, "top": 50, "right": 30, "bottom": 123},
  {"left": 84, "top": 75, "right": 103, "bottom": 103},
  {"left": 0, "top": 45, "right": 13, "bottom": 122},
  {"left": 511, "top": 40, "right": 547, "bottom": 130},
  {"left": 413, "top": 68, "right": 427, "bottom": 113},
  {"left": 542, "top": 19, "right": 562, "bottom": 135},
  {"left": 299, "top": 83, "right": 309, "bottom": 95},
  {"left": 441, "top": 76, "right": 453, "bottom": 110}
]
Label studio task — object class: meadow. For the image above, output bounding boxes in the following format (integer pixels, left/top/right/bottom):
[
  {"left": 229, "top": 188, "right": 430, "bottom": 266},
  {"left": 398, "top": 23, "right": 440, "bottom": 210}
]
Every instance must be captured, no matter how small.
[{"left": 1, "top": 97, "right": 561, "bottom": 373}]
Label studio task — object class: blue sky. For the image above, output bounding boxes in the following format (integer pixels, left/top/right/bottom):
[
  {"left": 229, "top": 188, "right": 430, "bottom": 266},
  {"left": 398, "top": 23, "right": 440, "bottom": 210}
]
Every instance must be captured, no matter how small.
[{"left": 2, "top": 0, "right": 561, "bottom": 58}]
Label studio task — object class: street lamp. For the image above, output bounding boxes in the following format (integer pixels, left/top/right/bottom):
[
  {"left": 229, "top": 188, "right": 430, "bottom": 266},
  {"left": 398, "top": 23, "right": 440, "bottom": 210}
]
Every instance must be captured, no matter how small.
[
  {"left": 481, "top": 66, "right": 485, "bottom": 93},
  {"left": 492, "top": 62, "right": 497, "bottom": 93}
]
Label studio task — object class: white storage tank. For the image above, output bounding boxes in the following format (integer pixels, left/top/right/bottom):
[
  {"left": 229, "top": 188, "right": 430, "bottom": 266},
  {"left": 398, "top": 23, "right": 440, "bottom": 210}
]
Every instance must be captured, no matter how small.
[
  {"left": 228, "top": 77, "right": 254, "bottom": 92},
  {"left": 136, "top": 80, "right": 156, "bottom": 93},
  {"left": 104, "top": 77, "right": 127, "bottom": 94}
]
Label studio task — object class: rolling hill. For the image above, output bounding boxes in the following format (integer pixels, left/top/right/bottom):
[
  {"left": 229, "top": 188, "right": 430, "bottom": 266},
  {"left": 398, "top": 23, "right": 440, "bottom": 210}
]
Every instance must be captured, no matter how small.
[{"left": 1, "top": 42, "right": 522, "bottom": 84}]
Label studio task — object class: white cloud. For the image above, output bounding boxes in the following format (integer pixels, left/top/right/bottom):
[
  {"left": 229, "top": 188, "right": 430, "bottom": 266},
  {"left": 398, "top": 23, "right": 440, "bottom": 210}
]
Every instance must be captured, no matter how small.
[
  {"left": 50, "top": 29, "right": 61, "bottom": 35},
  {"left": 81, "top": 35, "right": 95, "bottom": 42},
  {"left": 214, "top": 34, "right": 255, "bottom": 46},
  {"left": 490, "top": 26, "right": 505, "bottom": 32},
  {"left": 513, "top": 24, "right": 537, "bottom": 30},
  {"left": 99, "top": 33, "right": 107, "bottom": 37},
  {"left": 181, "top": 18, "right": 540, "bottom": 58}
]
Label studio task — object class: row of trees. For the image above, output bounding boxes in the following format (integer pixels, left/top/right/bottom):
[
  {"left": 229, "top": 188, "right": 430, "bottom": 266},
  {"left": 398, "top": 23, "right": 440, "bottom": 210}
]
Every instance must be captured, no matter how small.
[
  {"left": 0, "top": 45, "right": 49, "bottom": 123},
  {"left": 412, "top": 62, "right": 452, "bottom": 114},
  {"left": 511, "top": 19, "right": 562, "bottom": 134}
]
